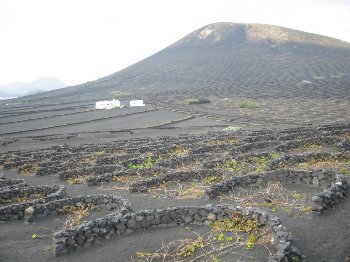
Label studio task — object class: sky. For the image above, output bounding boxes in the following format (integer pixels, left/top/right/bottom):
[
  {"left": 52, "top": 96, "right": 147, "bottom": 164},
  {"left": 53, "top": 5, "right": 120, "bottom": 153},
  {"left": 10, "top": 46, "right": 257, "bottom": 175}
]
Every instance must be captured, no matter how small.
[{"left": 0, "top": 0, "right": 350, "bottom": 87}]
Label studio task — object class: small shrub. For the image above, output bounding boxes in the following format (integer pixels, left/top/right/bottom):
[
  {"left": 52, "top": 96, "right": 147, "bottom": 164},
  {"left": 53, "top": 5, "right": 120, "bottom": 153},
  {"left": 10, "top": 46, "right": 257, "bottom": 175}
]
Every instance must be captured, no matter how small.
[
  {"left": 179, "top": 237, "right": 205, "bottom": 257},
  {"left": 110, "top": 91, "right": 131, "bottom": 99},
  {"left": 136, "top": 252, "right": 162, "bottom": 259},
  {"left": 230, "top": 159, "right": 238, "bottom": 172},
  {"left": 203, "top": 175, "right": 223, "bottom": 184},
  {"left": 128, "top": 156, "right": 163, "bottom": 170},
  {"left": 223, "top": 125, "right": 242, "bottom": 131},
  {"left": 330, "top": 73, "right": 346, "bottom": 79},
  {"left": 93, "top": 150, "right": 105, "bottom": 157},
  {"left": 271, "top": 207, "right": 278, "bottom": 213},
  {"left": 211, "top": 215, "right": 259, "bottom": 250},
  {"left": 291, "top": 192, "right": 305, "bottom": 199},
  {"left": 302, "top": 143, "right": 322, "bottom": 150},
  {"left": 176, "top": 187, "right": 205, "bottom": 199},
  {"left": 181, "top": 98, "right": 210, "bottom": 105},
  {"left": 312, "top": 76, "right": 325, "bottom": 80},
  {"left": 240, "top": 100, "right": 260, "bottom": 109},
  {"left": 251, "top": 156, "right": 269, "bottom": 172},
  {"left": 270, "top": 153, "right": 281, "bottom": 160},
  {"left": 170, "top": 146, "right": 189, "bottom": 157},
  {"left": 67, "top": 176, "right": 85, "bottom": 185},
  {"left": 210, "top": 215, "right": 258, "bottom": 235},
  {"left": 246, "top": 241, "right": 255, "bottom": 250},
  {"left": 18, "top": 163, "right": 38, "bottom": 176},
  {"left": 113, "top": 176, "right": 133, "bottom": 183},
  {"left": 222, "top": 159, "right": 238, "bottom": 172},
  {"left": 59, "top": 204, "right": 97, "bottom": 229}
]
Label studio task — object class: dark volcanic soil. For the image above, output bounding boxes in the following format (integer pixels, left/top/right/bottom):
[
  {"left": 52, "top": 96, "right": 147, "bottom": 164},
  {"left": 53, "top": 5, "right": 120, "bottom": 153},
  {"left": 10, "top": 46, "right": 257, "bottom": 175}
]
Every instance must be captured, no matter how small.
[
  {"left": 1, "top": 121, "right": 350, "bottom": 262},
  {"left": 1, "top": 169, "right": 349, "bottom": 262}
]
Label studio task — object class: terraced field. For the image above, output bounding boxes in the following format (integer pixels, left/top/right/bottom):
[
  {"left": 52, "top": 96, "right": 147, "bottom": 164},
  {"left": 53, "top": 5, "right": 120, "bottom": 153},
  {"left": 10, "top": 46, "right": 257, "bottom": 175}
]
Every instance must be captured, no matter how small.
[
  {"left": 0, "top": 123, "right": 349, "bottom": 261},
  {"left": 2, "top": 24, "right": 350, "bottom": 131}
]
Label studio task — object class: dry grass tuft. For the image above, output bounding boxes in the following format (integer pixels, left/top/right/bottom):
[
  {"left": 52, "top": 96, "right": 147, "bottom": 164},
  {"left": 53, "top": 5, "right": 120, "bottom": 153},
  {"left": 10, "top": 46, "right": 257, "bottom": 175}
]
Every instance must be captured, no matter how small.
[
  {"left": 59, "top": 204, "right": 97, "bottom": 230},
  {"left": 67, "top": 175, "right": 86, "bottom": 185},
  {"left": 208, "top": 139, "right": 239, "bottom": 146},
  {"left": 220, "top": 182, "right": 312, "bottom": 216},
  {"left": 0, "top": 193, "right": 44, "bottom": 206},
  {"left": 170, "top": 146, "right": 189, "bottom": 157},
  {"left": 297, "top": 158, "right": 350, "bottom": 176},
  {"left": 18, "top": 163, "right": 39, "bottom": 176}
]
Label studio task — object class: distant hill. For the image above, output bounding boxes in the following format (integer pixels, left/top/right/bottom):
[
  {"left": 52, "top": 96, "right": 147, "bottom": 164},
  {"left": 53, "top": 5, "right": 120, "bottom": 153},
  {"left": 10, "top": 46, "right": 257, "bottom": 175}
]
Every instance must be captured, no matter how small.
[
  {"left": 4, "top": 22, "right": 350, "bottom": 104},
  {"left": 0, "top": 77, "right": 68, "bottom": 99}
]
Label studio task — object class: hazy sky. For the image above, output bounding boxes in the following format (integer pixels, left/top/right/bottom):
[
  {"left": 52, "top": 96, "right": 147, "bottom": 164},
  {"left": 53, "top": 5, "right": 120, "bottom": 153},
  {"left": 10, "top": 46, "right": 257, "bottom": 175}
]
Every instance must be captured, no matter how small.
[{"left": 1, "top": 0, "right": 350, "bottom": 86}]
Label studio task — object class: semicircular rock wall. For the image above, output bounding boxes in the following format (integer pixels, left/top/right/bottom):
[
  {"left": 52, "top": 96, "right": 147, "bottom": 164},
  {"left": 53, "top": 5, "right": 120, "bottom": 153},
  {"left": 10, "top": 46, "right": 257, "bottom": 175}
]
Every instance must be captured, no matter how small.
[{"left": 53, "top": 204, "right": 302, "bottom": 262}]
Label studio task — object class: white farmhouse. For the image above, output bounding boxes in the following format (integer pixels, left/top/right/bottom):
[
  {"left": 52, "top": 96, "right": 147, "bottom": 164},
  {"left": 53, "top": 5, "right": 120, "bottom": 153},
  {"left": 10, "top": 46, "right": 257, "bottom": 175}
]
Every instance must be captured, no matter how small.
[
  {"left": 130, "top": 100, "right": 145, "bottom": 107},
  {"left": 95, "top": 99, "right": 121, "bottom": 109}
]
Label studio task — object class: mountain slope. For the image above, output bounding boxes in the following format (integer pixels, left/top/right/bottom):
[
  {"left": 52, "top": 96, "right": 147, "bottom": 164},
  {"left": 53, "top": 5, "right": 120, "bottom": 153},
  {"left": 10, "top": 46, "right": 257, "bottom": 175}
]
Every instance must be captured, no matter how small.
[{"left": 6, "top": 22, "right": 350, "bottom": 104}]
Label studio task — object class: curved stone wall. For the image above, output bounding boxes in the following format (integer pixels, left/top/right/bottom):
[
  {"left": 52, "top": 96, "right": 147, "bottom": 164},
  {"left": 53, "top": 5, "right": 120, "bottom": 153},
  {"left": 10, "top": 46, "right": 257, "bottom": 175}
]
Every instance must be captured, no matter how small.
[{"left": 53, "top": 205, "right": 301, "bottom": 261}]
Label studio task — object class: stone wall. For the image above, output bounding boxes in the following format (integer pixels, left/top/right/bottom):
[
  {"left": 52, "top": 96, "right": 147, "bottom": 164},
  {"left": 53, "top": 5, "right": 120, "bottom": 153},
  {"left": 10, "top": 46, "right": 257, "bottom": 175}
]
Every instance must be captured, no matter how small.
[
  {"left": 58, "top": 165, "right": 119, "bottom": 180},
  {"left": 86, "top": 168, "right": 164, "bottom": 186},
  {"left": 205, "top": 169, "right": 348, "bottom": 214},
  {"left": 26, "top": 194, "right": 131, "bottom": 222},
  {"left": 0, "top": 185, "right": 66, "bottom": 221},
  {"left": 0, "top": 178, "right": 27, "bottom": 188},
  {"left": 53, "top": 205, "right": 301, "bottom": 261},
  {"left": 311, "top": 174, "right": 348, "bottom": 212},
  {"left": 129, "top": 169, "right": 218, "bottom": 193}
]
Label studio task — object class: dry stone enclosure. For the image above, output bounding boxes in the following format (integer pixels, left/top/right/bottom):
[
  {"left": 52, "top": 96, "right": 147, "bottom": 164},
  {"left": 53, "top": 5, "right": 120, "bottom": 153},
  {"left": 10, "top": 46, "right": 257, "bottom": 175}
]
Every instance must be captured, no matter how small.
[{"left": 0, "top": 123, "right": 349, "bottom": 261}]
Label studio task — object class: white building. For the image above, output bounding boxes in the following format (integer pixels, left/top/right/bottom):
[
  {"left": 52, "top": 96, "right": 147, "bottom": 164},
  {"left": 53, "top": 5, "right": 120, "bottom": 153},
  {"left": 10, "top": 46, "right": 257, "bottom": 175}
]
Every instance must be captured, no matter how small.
[
  {"left": 95, "top": 99, "right": 121, "bottom": 109},
  {"left": 130, "top": 100, "right": 145, "bottom": 107}
]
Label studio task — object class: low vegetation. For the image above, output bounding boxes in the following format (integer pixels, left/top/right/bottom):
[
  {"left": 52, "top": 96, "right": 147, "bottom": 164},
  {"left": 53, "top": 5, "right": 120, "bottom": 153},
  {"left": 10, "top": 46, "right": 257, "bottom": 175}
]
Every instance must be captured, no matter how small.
[
  {"left": 0, "top": 193, "right": 44, "bottom": 206},
  {"left": 223, "top": 125, "right": 242, "bottom": 131},
  {"left": 239, "top": 100, "right": 260, "bottom": 109},
  {"left": 312, "top": 76, "right": 325, "bottom": 80},
  {"left": 170, "top": 146, "right": 189, "bottom": 157},
  {"left": 128, "top": 156, "right": 163, "bottom": 170},
  {"left": 110, "top": 91, "right": 131, "bottom": 99},
  {"left": 221, "top": 182, "right": 313, "bottom": 217},
  {"left": 133, "top": 214, "right": 265, "bottom": 261},
  {"left": 210, "top": 214, "right": 259, "bottom": 250},
  {"left": 67, "top": 175, "right": 86, "bottom": 185},
  {"left": 297, "top": 158, "right": 350, "bottom": 176},
  {"left": 59, "top": 204, "right": 97, "bottom": 230},
  {"left": 181, "top": 98, "right": 210, "bottom": 105},
  {"left": 18, "top": 164, "right": 39, "bottom": 176}
]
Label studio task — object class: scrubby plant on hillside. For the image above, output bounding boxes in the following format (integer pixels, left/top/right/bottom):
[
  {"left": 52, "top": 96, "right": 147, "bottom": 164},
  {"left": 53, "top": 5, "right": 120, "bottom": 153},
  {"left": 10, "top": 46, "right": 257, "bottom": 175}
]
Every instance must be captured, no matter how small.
[
  {"left": 223, "top": 125, "right": 241, "bottom": 131},
  {"left": 181, "top": 98, "right": 210, "bottom": 105},
  {"left": 239, "top": 100, "right": 260, "bottom": 109},
  {"left": 312, "top": 76, "right": 325, "bottom": 80},
  {"left": 110, "top": 91, "right": 131, "bottom": 99}
]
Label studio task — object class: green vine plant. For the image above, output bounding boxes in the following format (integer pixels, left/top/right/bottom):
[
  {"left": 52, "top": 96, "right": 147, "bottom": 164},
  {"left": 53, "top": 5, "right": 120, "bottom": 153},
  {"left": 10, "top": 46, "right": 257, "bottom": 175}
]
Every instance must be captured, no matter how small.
[
  {"left": 128, "top": 156, "right": 163, "bottom": 170},
  {"left": 132, "top": 223, "right": 270, "bottom": 262}
]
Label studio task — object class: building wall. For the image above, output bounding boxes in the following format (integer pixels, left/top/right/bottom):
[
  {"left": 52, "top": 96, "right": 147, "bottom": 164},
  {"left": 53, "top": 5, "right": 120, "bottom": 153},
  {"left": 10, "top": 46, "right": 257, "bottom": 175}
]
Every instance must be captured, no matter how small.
[
  {"left": 130, "top": 100, "right": 145, "bottom": 107},
  {"left": 96, "top": 100, "right": 120, "bottom": 109}
]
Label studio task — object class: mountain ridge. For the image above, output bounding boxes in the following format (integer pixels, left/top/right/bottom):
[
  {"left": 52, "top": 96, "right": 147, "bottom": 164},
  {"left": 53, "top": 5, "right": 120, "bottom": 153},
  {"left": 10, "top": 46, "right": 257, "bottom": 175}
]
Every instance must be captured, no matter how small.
[
  {"left": 171, "top": 22, "right": 350, "bottom": 49},
  {"left": 3, "top": 22, "right": 350, "bottom": 104},
  {"left": 0, "top": 77, "right": 68, "bottom": 98}
]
